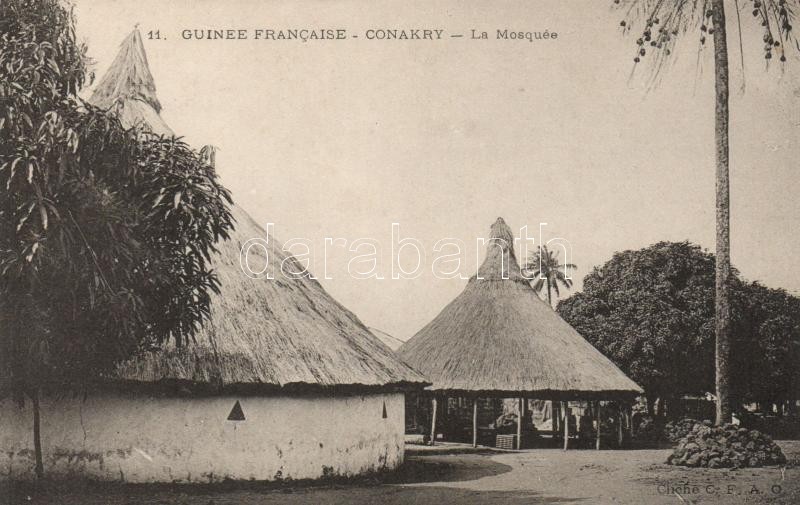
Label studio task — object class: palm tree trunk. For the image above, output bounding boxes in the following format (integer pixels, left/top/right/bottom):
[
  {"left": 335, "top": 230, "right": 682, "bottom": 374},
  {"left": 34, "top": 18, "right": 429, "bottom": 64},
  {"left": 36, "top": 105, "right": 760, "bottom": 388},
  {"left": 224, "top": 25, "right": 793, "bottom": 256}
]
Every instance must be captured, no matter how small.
[
  {"left": 711, "top": 0, "right": 732, "bottom": 426},
  {"left": 546, "top": 280, "right": 552, "bottom": 308}
]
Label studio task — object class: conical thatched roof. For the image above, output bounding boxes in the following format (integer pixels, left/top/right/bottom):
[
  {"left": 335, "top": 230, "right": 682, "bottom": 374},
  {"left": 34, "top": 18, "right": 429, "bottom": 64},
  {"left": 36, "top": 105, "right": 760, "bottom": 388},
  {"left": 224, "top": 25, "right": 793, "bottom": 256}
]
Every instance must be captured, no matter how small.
[
  {"left": 399, "top": 218, "right": 642, "bottom": 399},
  {"left": 92, "top": 29, "right": 426, "bottom": 391},
  {"left": 115, "top": 206, "right": 426, "bottom": 390},
  {"left": 89, "top": 29, "right": 173, "bottom": 137}
]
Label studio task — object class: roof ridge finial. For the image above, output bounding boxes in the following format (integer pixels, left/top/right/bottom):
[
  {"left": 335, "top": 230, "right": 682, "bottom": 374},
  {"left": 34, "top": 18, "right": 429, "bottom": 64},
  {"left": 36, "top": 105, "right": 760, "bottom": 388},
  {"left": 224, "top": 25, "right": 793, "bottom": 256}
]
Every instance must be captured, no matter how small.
[
  {"left": 88, "top": 28, "right": 174, "bottom": 136},
  {"left": 488, "top": 216, "right": 513, "bottom": 244},
  {"left": 475, "top": 216, "right": 524, "bottom": 281}
]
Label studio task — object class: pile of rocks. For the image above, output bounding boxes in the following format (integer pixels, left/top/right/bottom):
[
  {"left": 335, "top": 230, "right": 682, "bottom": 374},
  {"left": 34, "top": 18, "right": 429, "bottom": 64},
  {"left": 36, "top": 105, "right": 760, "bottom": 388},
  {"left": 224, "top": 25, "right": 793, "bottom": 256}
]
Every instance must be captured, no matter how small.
[
  {"left": 667, "top": 421, "right": 786, "bottom": 468},
  {"left": 664, "top": 418, "right": 700, "bottom": 442}
]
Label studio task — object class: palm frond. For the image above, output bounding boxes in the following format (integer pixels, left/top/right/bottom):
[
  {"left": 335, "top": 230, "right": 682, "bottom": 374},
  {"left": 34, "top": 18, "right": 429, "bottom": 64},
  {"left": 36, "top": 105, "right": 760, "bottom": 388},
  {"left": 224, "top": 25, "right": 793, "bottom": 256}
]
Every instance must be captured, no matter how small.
[{"left": 613, "top": 0, "right": 799, "bottom": 84}]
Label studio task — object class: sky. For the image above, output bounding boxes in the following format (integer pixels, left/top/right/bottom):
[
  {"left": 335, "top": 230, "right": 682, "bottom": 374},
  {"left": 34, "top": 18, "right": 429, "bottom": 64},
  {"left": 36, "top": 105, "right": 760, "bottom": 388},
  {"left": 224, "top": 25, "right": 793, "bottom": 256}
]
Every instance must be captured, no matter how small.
[{"left": 72, "top": 0, "right": 799, "bottom": 340}]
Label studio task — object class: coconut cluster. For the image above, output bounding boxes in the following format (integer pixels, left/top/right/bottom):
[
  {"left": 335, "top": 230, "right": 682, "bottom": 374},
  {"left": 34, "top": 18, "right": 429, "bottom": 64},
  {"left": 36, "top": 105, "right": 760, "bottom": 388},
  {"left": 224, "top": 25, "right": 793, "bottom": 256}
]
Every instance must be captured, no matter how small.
[
  {"left": 667, "top": 421, "right": 787, "bottom": 468},
  {"left": 614, "top": 0, "right": 794, "bottom": 64},
  {"left": 752, "top": 0, "right": 793, "bottom": 62}
]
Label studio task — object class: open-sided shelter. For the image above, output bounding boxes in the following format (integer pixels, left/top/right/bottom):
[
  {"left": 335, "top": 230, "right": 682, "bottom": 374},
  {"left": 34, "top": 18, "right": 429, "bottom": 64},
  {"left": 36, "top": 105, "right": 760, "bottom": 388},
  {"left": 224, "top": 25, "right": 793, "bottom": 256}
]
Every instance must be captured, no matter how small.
[{"left": 399, "top": 217, "right": 643, "bottom": 449}]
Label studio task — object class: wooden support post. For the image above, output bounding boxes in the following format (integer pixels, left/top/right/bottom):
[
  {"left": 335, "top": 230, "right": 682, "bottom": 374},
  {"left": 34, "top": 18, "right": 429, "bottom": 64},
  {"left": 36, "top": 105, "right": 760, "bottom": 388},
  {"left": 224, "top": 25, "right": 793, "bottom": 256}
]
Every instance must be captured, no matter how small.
[
  {"left": 562, "top": 401, "right": 569, "bottom": 451},
  {"left": 595, "top": 401, "right": 601, "bottom": 450},
  {"left": 522, "top": 396, "right": 528, "bottom": 449},
  {"left": 517, "top": 397, "right": 523, "bottom": 450},
  {"left": 558, "top": 401, "right": 563, "bottom": 443},
  {"left": 617, "top": 404, "right": 624, "bottom": 448},
  {"left": 472, "top": 397, "right": 478, "bottom": 448},
  {"left": 430, "top": 397, "right": 438, "bottom": 446},
  {"left": 626, "top": 405, "right": 633, "bottom": 438},
  {"left": 412, "top": 395, "right": 418, "bottom": 429},
  {"left": 552, "top": 401, "right": 560, "bottom": 441}
]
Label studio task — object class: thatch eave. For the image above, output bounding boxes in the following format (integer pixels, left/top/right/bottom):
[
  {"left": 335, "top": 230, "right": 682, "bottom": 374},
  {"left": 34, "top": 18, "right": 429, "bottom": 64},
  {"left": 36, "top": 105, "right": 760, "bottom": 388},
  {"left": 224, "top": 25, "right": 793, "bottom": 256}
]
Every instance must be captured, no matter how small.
[
  {"left": 96, "top": 378, "right": 429, "bottom": 397},
  {"left": 416, "top": 387, "right": 641, "bottom": 401}
]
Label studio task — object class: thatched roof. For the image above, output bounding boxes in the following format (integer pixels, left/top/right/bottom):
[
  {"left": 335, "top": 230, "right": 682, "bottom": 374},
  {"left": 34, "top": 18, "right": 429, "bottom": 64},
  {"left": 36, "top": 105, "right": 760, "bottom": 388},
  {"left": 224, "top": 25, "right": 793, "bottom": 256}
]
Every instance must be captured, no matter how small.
[
  {"left": 114, "top": 206, "right": 426, "bottom": 390},
  {"left": 91, "top": 29, "right": 426, "bottom": 391},
  {"left": 89, "top": 29, "right": 173, "bottom": 137},
  {"left": 399, "top": 218, "right": 643, "bottom": 399}
]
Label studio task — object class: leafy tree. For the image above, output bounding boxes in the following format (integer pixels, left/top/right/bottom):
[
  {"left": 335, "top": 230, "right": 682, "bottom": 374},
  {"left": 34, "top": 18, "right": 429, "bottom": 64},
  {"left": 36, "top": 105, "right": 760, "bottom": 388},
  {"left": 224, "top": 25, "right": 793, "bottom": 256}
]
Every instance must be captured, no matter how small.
[
  {"left": 523, "top": 245, "right": 577, "bottom": 308},
  {"left": 613, "top": 0, "right": 799, "bottom": 425},
  {"left": 558, "top": 241, "right": 800, "bottom": 418},
  {"left": 0, "top": 0, "right": 233, "bottom": 476},
  {"left": 557, "top": 242, "right": 719, "bottom": 414},
  {"left": 732, "top": 282, "right": 800, "bottom": 410}
]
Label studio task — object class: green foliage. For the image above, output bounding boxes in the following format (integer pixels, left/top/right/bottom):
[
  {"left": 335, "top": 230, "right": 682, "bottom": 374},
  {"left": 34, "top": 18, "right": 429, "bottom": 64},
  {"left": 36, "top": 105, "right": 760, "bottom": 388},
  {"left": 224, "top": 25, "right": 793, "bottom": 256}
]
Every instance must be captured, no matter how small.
[
  {"left": 0, "top": 0, "right": 233, "bottom": 395},
  {"left": 558, "top": 242, "right": 718, "bottom": 399},
  {"left": 558, "top": 241, "right": 800, "bottom": 405},
  {"left": 732, "top": 282, "right": 800, "bottom": 405}
]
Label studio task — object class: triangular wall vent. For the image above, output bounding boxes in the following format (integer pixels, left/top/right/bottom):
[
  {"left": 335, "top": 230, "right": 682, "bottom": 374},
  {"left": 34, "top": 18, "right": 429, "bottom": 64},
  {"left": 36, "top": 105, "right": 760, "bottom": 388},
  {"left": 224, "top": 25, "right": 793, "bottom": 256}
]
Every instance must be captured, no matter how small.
[{"left": 227, "top": 400, "right": 246, "bottom": 421}]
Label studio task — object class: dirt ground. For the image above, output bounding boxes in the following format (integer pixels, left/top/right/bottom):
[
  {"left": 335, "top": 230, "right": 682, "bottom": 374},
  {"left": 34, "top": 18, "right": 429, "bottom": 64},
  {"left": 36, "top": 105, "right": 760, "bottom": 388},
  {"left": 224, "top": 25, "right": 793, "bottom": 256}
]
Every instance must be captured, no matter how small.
[{"left": 2, "top": 441, "right": 798, "bottom": 505}]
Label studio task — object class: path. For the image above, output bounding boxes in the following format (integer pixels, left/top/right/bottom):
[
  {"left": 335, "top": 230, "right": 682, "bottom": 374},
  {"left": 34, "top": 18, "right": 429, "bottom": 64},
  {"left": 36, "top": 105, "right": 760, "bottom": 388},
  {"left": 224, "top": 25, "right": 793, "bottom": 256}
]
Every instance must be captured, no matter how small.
[{"left": 3, "top": 441, "right": 798, "bottom": 504}]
